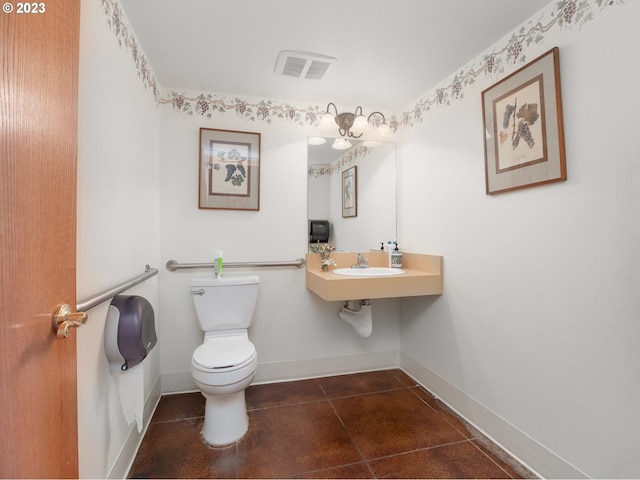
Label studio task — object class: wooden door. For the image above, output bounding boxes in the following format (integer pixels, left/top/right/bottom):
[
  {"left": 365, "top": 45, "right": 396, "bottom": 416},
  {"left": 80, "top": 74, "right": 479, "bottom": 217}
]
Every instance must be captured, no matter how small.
[{"left": 0, "top": 1, "right": 81, "bottom": 477}]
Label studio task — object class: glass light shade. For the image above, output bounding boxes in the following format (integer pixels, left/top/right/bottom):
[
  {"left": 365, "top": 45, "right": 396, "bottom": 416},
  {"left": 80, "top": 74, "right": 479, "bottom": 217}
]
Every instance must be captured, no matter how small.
[
  {"left": 332, "top": 138, "right": 352, "bottom": 150},
  {"left": 349, "top": 115, "right": 371, "bottom": 135},
  {"left": 307, "top": 136, "right": 327, "bottom": 145},
  {"left": 376, "top": 122, "right": 391, "bottom": 137},
  {"left": 318, "top": 112, "right": 337, "bottom": 131}
]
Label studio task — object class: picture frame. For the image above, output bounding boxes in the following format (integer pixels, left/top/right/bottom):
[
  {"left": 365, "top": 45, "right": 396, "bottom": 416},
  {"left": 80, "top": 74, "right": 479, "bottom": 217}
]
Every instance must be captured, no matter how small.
[
  {"left": 199, "top": 128, "right": 260, "bottom": 210},
  {"left": 342, "top": 166, "right": 357, "bottom": 218},
  {"left": 482, "top": 47, "right": 566, "bottom": 195}
]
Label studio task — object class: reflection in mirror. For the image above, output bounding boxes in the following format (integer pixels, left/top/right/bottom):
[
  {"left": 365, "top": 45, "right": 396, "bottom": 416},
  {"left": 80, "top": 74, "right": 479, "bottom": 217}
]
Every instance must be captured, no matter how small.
[{"left": 308, "top": 138, "right": 396, "bottom": 253}]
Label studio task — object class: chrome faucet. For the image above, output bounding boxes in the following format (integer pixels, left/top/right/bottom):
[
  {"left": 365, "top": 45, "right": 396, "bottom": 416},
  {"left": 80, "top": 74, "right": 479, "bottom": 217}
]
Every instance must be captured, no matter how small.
[{"left": 352, "top": 253, "right": 369, "bottom": 268}]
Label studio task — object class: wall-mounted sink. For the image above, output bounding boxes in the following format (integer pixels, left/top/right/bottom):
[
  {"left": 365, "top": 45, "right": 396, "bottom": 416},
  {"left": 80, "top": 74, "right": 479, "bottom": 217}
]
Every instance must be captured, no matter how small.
[
  {"left": 333, "top": 267, "right": 405, "bottom": 277},
  {"left": 306, "top": 252, "right": 443, "bottom": 301}
]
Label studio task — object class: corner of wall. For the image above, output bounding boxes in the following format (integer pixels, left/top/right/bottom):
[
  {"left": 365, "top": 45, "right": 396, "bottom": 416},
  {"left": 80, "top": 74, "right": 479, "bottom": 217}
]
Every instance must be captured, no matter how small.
[{"left": 400, "top": 352, "right": 588, "bottom": 479}]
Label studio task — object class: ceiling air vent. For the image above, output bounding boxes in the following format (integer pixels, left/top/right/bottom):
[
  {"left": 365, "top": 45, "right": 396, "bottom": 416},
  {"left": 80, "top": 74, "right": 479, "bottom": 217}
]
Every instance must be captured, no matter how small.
[{"left": 275, "top": 51, "right": 337, "bottom": 80}]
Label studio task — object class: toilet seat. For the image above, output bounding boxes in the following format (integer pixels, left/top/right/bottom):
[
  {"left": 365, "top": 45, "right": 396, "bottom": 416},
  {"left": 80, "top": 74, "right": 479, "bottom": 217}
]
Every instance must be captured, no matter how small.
[{"left": 192, "top": 336, "right": 256, "bottom": 372}]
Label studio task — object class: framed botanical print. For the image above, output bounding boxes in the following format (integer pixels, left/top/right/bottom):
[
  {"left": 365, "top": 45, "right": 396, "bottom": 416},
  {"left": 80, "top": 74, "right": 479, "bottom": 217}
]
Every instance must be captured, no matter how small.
[
  {"left": 482, "top": 47, "right": 566, "bottom": 194},
  {"left": 342, "top": 166, "right": 357, "bottom": 218},
  {"left": 199, "top": 128, "right": 260, "bottom": 210}
]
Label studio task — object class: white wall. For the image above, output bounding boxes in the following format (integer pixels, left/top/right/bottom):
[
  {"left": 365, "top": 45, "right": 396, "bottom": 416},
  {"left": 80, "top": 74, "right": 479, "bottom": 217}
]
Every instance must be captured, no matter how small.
[
  {"left": 397, "top": 2, "right": 640, "bottom": 478},
  {"left": 308, "top": 173, "right": 330, "bottom": 221},
  {"left": 76, "top": 0, "right": 161, "bottom": 477},
  {"left": 157, "top": 106, "right": 400, "bottom": 392}
]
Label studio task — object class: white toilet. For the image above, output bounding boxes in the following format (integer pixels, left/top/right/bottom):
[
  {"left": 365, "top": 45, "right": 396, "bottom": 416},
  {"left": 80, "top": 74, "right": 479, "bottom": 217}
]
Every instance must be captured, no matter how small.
[{"left": 190, "top": 275, "right": 259, "bottom": 446}]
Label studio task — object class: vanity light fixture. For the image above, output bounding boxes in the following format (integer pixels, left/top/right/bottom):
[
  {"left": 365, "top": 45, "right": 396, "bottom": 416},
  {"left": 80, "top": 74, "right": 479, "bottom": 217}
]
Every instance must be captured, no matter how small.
[{"left": 318, "top": 102, "right": 391, "bottom": 146}]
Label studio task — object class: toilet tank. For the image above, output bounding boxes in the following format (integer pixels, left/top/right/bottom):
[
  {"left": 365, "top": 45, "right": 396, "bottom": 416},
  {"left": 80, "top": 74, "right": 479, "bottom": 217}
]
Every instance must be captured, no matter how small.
[{"left": 191, "top": 275, "right": 260, "bottom": 331}]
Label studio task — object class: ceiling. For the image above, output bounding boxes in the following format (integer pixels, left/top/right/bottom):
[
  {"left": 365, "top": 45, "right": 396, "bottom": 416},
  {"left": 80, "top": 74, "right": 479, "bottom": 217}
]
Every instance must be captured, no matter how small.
[{"left": 119, "top": 0, "right": 551, "bottom": 115}]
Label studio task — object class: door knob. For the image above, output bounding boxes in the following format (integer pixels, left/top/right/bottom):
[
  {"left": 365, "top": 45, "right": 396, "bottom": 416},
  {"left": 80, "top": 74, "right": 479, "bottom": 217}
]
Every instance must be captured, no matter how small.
[{"left": 52, "top": 304, "right": 88, "bottom": 338}]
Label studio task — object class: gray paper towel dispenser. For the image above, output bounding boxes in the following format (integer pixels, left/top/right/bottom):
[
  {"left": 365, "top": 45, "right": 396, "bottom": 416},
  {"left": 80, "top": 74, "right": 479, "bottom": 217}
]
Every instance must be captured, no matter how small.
[
  {"left": 309, "top": 220, "right": 330, "bottom": 244},
  {"left": 104, "top": 295, "right": 157, "bottom": 372}
]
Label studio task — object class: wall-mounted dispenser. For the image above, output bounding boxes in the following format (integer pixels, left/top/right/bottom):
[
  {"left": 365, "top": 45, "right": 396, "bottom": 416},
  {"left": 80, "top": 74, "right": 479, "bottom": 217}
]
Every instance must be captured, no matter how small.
[
  {"left": 105, "top": 295, "right": 157, "bottom": 372},
  {"left": 309, "top": 219, "right": 330, "bottom": 244}
]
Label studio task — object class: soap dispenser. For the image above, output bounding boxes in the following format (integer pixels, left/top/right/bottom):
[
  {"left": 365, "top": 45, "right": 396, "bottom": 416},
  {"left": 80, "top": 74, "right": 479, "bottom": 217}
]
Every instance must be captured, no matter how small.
[{"left": 391, "top": 244, "right": 403, "bottom": 268}]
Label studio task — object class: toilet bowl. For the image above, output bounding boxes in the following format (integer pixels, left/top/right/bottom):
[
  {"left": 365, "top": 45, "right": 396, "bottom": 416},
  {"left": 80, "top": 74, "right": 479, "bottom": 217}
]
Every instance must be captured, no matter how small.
[
  {"left": 191, "top": 333, "right": 257, "bottom": 445},
  {"left": 190, "top": 275, "right": 260, "bottom": 446}
]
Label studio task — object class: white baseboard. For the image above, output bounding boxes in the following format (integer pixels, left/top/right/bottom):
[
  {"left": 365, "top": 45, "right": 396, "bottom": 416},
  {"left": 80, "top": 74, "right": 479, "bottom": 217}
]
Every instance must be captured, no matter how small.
[
  {"left": 160, "top": 370, "right": 198, "bottom": 393},
  {"left": 400, "top": 352, "right": 587, "bottom": 479},
  {"left": 107, "top": 376, "right": 162, "bottom": 479},
  {"left": 160, "top": 350, "right": 400, "bottom": 393},
  {"left": 254, "top": 350, "right": 400, "bottom": 384}
]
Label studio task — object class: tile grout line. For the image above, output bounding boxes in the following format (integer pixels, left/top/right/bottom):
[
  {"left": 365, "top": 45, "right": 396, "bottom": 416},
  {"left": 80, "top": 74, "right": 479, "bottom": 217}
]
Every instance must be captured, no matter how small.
[
  {"left": 151, "top": 414, "right": 204, "bottom": 425},
  {"left": 325, "top": 383, "right": 483, "bottom": 479},
  {"left": 468, "top": 438, "right": 519, "bottom": 479},
  {"left": 322, "top": 383, "right": 378, "bottom": 479},
  {"left": 246, "top": 386, "right": 418, "bottom": 413},
  {"left": 324, "top": 384, "right": 477, "bottom": 479},
  {"left": 366, "top": 438, "right": 475, "bottom": 463},
  {"left": 234, "top": 441, "right": 239, "bottom": 479},
  {"left": 246, "top": 397, "right": 327, "bottom": 412},
  {"left": 291, "top": 461, "right": 375, "bottom": 479},
  {"left": 407, "top": 386, "right": 484, "bottom": 441},
  {"left": 321, "top": 385, "right": 417, "bottom": 402}
]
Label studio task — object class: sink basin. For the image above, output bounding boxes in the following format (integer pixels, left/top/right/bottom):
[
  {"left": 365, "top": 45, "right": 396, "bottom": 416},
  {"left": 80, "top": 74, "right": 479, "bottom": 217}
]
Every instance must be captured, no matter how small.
[{"left": 332, "top": 267, "right": 405, "bottom": 277}]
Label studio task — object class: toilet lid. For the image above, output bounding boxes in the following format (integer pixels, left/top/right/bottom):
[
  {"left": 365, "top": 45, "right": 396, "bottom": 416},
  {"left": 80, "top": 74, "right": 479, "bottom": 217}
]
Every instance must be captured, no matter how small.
[{"left": 193, "top": 336, "right": 255, "bottom": 370}]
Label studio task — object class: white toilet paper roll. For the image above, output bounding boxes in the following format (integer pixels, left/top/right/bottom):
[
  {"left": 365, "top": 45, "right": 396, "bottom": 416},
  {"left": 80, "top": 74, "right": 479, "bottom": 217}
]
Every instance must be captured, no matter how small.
[{"left": 118, "top": 364, "right": 144, "bottom": 433}]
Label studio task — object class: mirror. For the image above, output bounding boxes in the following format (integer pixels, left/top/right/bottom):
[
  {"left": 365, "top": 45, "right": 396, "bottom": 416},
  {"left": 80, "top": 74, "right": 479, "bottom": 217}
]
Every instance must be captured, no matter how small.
[{"left": 308, "top": 138, "right": 396, "bottom": 252}]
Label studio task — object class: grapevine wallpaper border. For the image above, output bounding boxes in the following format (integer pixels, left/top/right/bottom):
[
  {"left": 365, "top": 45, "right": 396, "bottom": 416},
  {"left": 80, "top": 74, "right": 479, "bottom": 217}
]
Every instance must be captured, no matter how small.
[
  {"left": 308, "top": 146, "right": 372, "bottom": 178},
  {"left": 102, "top": 0, "right": 625, "bottom": 133},
  {"left": 101, "top": 0, "right": 160, "bottom": 101}
]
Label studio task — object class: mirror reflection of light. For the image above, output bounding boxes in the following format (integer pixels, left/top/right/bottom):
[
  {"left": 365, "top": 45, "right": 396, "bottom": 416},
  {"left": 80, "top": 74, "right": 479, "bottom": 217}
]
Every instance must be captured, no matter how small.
[
  {"left": 307, "top": 136, "right": 327, "bottom": 145},
  {"left": 332, "top": 138, "right": 352, "bottom": 150}
]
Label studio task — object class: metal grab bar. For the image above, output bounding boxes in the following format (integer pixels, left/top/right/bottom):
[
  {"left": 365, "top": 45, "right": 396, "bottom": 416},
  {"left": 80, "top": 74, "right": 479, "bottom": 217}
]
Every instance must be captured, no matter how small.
[
  {"left": 76, "top": 265, "right": 159, "bottom": 312},
  {"left": 166, "top": 257, "right": 305, "bottom": 272}
]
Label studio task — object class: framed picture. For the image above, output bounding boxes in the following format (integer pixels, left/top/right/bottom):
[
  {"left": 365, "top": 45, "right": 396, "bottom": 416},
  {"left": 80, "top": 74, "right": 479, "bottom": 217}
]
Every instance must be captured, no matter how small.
[
  {"left": 342, "top": 166, "right": 357, "bottom": 218},
  {"left": 482, "top": 47, "right": 566, "bottom": 195},
  {"left": 199, "top": 128, "right": 260, "bottom": 210}
]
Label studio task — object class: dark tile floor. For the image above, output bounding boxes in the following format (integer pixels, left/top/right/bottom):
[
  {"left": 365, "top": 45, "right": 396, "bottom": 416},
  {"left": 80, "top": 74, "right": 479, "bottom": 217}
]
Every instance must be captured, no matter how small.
[{"left": 129, "top": 369, "right": 532, "bottom": 479}]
